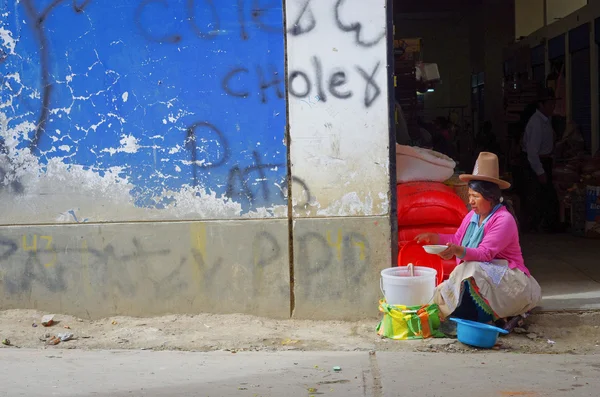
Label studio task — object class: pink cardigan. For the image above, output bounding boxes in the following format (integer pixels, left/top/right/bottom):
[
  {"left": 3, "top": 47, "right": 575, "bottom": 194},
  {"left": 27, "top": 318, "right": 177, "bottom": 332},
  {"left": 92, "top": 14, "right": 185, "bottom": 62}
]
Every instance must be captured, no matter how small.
[{"left": 439, "top": 206, "right": 531, "bottom": 276}]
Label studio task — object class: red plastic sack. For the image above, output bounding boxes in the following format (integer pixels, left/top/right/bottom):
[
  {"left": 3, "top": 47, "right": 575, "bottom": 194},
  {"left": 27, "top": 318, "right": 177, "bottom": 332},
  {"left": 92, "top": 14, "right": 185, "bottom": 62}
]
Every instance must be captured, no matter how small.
[
  {"left": 397, "top": 182, "right": 468, "bottom": 227},
  {"left": 398, "top": 225, "right": 458, "bottom": 242},
  {"left": 398, "top": 241, "right": 444, "bottom": 285},
  {"left": 398, "top": 242, "right": 458, "bottom": 281}
]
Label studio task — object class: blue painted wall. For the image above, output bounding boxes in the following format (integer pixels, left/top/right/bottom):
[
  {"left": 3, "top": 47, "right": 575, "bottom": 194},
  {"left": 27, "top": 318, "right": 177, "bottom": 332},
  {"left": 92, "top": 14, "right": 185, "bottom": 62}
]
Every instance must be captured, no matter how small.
[{"left": 0, "top": 0, "right": 287, "bottom": 215}]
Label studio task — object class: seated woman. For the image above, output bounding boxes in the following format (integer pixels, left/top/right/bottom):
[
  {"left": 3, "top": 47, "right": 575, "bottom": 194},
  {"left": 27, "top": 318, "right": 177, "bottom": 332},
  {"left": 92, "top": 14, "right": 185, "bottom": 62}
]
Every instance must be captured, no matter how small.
[{"left": 416, "top": 152, "right": 542, "bottom": 328}]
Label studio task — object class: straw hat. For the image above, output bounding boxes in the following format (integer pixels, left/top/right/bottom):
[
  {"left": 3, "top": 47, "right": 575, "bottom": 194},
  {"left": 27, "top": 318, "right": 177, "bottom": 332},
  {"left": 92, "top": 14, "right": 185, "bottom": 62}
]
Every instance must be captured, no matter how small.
[{"left": 459, "top": 152, "right": 511, "bottom": 189}]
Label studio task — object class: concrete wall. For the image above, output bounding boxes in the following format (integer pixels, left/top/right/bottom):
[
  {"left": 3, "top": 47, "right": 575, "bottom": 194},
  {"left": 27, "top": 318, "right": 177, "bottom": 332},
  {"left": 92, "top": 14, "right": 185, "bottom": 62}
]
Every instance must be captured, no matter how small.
[
  {"left": 1, "top": 0, "right": 290, "bottom": 221},
  {"left": 285, "top": 0, "right": 392, "bottom": 318},
  {"left": 515, "top": 0, "right": 588, "bottom": 39},
  {"left": 546, "top": 0, "right": 587, "bottom": 25},
  {"left": 515, "top": 0, "right": 544, "bottom": 39},
  {"left": 287, "top": 0, "right": 390, "bottom": 217},
  {"left": 0, "top": 0, "right": 393, "bottom": 320}
]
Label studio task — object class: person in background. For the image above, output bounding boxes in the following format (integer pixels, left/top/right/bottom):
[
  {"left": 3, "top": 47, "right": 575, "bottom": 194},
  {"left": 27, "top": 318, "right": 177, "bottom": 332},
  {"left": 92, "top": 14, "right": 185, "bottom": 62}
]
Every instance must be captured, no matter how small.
[
  {"left": 416, "top": 152, "right": 542, "bottom": 332},
  {"left": 476, "top": 121, "right": 500, "bottom": 155},
  {"left": 512, "top": 100, "right": 538, "bottom": 225},
  {"left": 435, "top": 116, "right": 451, "bottom": 141},
  {"left": 416, "top": 117, "right": 433, "bottom": 148},
  {"left": 521, "top": 88, "right": 560, "bottom": 233},
  {"left": 432, "top": 117, "right": 455, "bottom": 159}
]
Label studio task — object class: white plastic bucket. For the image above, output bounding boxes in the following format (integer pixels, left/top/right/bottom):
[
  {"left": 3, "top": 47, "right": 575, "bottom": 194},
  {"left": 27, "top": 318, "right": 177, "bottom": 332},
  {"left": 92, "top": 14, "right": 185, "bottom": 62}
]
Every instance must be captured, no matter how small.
[{"left": 380, "top": 266, "right": 437, "bottom": 307}]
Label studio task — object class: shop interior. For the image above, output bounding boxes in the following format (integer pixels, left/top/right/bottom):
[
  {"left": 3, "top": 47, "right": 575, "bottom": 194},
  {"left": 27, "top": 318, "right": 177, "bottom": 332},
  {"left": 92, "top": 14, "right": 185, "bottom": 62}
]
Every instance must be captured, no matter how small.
[{"left": 392, "top": 0, "right": 600, "bottom": 312}]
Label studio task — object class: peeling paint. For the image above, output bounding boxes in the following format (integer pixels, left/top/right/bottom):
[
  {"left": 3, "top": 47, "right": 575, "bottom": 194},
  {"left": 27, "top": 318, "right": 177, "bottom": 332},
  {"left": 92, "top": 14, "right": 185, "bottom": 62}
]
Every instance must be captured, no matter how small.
[
  {"left": 286, "top": 0, "right": 390, "bottom": 217},
  {"left": 101, "top": 134, "right": 141, "bottom": 156},
  {"left": 315, "top": 192, "right": 375, "bottom": 217},
  {"left": 0, "top": 27, "right": 16, "bottom": 55},
  {"left": 1, "top": 0, "right": 391, "bottom": 223},
  {"left": 0, "top": 1, "right": 289, "bottom": 222}
]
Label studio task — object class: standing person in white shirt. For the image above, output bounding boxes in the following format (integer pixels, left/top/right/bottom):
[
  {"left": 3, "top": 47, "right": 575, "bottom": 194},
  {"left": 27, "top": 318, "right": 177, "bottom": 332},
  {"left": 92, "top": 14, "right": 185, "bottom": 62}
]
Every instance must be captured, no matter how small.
[{"left": 521, "top": 88, "right": 560, "bottom": 233}]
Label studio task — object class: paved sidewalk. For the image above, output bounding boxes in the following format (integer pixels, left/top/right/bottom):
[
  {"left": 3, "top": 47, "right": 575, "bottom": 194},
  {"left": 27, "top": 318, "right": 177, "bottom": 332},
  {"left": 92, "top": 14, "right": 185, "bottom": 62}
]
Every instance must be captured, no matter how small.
[{"left": 0, "top": 349, "right": 599, "bottom": 396}]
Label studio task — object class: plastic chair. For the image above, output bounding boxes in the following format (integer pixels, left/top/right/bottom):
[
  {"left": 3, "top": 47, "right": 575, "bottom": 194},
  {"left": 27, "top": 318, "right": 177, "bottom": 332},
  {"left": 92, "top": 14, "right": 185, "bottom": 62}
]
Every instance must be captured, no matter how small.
[{"left": 398, "top": 241, "right": 444, "bottom": 286}]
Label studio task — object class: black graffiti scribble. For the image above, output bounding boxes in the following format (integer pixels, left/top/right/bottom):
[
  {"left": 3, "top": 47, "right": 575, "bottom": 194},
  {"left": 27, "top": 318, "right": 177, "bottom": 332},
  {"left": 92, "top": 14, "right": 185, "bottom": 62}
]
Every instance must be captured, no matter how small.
[
  {"left": 334, "top": 0, "right": 385, "bottom": 48},
  {"left": 251, "top": 231, "right": 285, "bottom": 301},
  {"left": 185, "top": 121, "right": 231, "bottom": 186},
  {"left": 342, "top": 232, "right": 370, "bottom": 285},
  {"left": 147, "top": 257, "right": 189, "bottom": 299},
  {"left": 287, "top": 59, "right": 378, "bottom": 107},
  {"left": 21, "top": 0, "right": 92, "bottom": 150},
  {"left": 187, "top": 0, "right": 220, "bottom": 39},
  {"left": 0, "top": 238, "right": 18, "bottom": 261},
  {"left": 253, "top": 231, "right": 281, "bottom": 268},
  {"left": 223, "top": 59, "right": 378, "bottom": 107},
  {"left": 72, "top": 0, "right": 92, "bottom": 12},
  {"left": 256, "top": 64, "right": 284, "bottom": 103},
  {"left": 135, "top": 0, "right": 182, "bottom": 43},
  {"left": 297, "top": 232, "right": 333, "bottom": 278},
  {"left": 291, "top": 177, "right": 311, "bottom": 209},
  {"left": 1, "top": 245, "right": 66, "bottom": 295},
  {"left": 237, "top": 0, "right": 249, "bottom": 40},
  {"left": 221, "top": 64, "right": 284, "bottom": 103},
  {"left": 22, "top": 0, "right": 55, "bottom": 150},
  {"left": 288, "top": 70, "right": 311, "bottom": 98},
  {"left": 237, "top": 0, "right": 283, "bottom": 40},
  {"left": 0, "top": 235, "right": 173, "bottom": 297},
  {"left": 136, "top": 0, "right": 282, "bottom": 43},
  {"left": 329, "top": 70, "right": 352, "bottom": 99},
  {"left": 311, "top": 56, "right": 326, "bottom": 102},
  {"left": 191, "top": 248, "right": 223, "bottom": 290},
  {"left": 226, "top": 151, "right": 282, "bottom": 203},
  {"left": 288, "top": 0, "right": 316, "bottom": 36},
  {"left": 226, "top": 156, "right": 311, "bottom": 207},
  {"left": 183, "top": 121, "right": 308, "bottom": 207},
  {"left": 192, "top": 231, "right": 287, "bottom": 303},
  {"left": 250, "top": 0, "right": 282, "bottom": 33},
  {"left": 281, "top": 176, "right": 311, "bottom": 210},
  {"left": 222, "top": 67, "right": 250, "bottom": 98},
  {"left": 80, "top": 238, "right": 171, "bottom": 297},
  {"left": 356, "top": 62, "right": 381, "bottom": 108},
  {"left": 296, "top": 230, "right": 370, "bottom": 301}
]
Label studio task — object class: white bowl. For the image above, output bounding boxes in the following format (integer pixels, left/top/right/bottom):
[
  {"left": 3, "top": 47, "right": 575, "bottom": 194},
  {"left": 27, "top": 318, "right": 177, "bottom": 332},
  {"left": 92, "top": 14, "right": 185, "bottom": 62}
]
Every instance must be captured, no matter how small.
[{"left": 422, "top": 245, "right": 448, "bottom": 255}]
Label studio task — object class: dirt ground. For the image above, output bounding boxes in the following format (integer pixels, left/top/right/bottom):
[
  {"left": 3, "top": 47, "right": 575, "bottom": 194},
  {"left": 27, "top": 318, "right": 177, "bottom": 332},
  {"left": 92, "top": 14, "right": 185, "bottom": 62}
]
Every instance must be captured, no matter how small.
[{"left": 1, "top": 310, "right": 599, "bottom": 355}]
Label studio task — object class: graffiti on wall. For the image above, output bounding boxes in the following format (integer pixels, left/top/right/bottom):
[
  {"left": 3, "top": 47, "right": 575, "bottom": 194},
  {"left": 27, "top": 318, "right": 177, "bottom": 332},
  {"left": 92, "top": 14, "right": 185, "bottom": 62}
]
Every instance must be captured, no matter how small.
[
  {"left": 286, "top": 0, "right": 385, "bottom": 109},
  {"left": 0, "top": 0, "right": 292, "bottom": 220},
  {"left": 295, "top": 228, "right": 372, "bottom": 303},
  {"left": 284, "top": 0, "right": 390, "bottom": 217},
  {"left": 0, "top": 226, "right": 374, "bottom": 311}
]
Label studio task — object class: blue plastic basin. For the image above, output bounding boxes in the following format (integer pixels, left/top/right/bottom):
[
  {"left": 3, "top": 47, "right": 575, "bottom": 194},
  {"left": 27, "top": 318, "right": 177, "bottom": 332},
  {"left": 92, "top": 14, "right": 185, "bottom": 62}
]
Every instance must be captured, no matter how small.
[{"left": 450, "top": 318, "right": 509, "bottom": 349}]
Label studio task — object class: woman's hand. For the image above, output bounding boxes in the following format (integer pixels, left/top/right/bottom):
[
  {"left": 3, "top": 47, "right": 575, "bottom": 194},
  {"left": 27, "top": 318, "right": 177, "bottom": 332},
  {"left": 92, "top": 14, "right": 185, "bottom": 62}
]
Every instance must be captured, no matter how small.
[
  {"left": 439, "top": 243, "right": 465, "bottom": 260},
  {"left": 414, "top": 233, "right": 439, "bottom": 245}
]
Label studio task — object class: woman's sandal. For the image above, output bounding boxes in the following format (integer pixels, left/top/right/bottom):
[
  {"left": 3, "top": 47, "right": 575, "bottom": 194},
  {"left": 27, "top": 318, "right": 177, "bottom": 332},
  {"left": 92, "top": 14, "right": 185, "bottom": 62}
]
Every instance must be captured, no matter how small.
[{"left": 497, "top": 312, "right": 530, "bottom": 334}]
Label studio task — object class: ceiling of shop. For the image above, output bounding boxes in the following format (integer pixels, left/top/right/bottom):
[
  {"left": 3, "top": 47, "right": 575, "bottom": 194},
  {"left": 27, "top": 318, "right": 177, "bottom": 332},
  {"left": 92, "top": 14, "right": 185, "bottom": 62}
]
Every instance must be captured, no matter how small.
[{"left": 394, "top": 0, "right": 483, "bottom": 13}]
